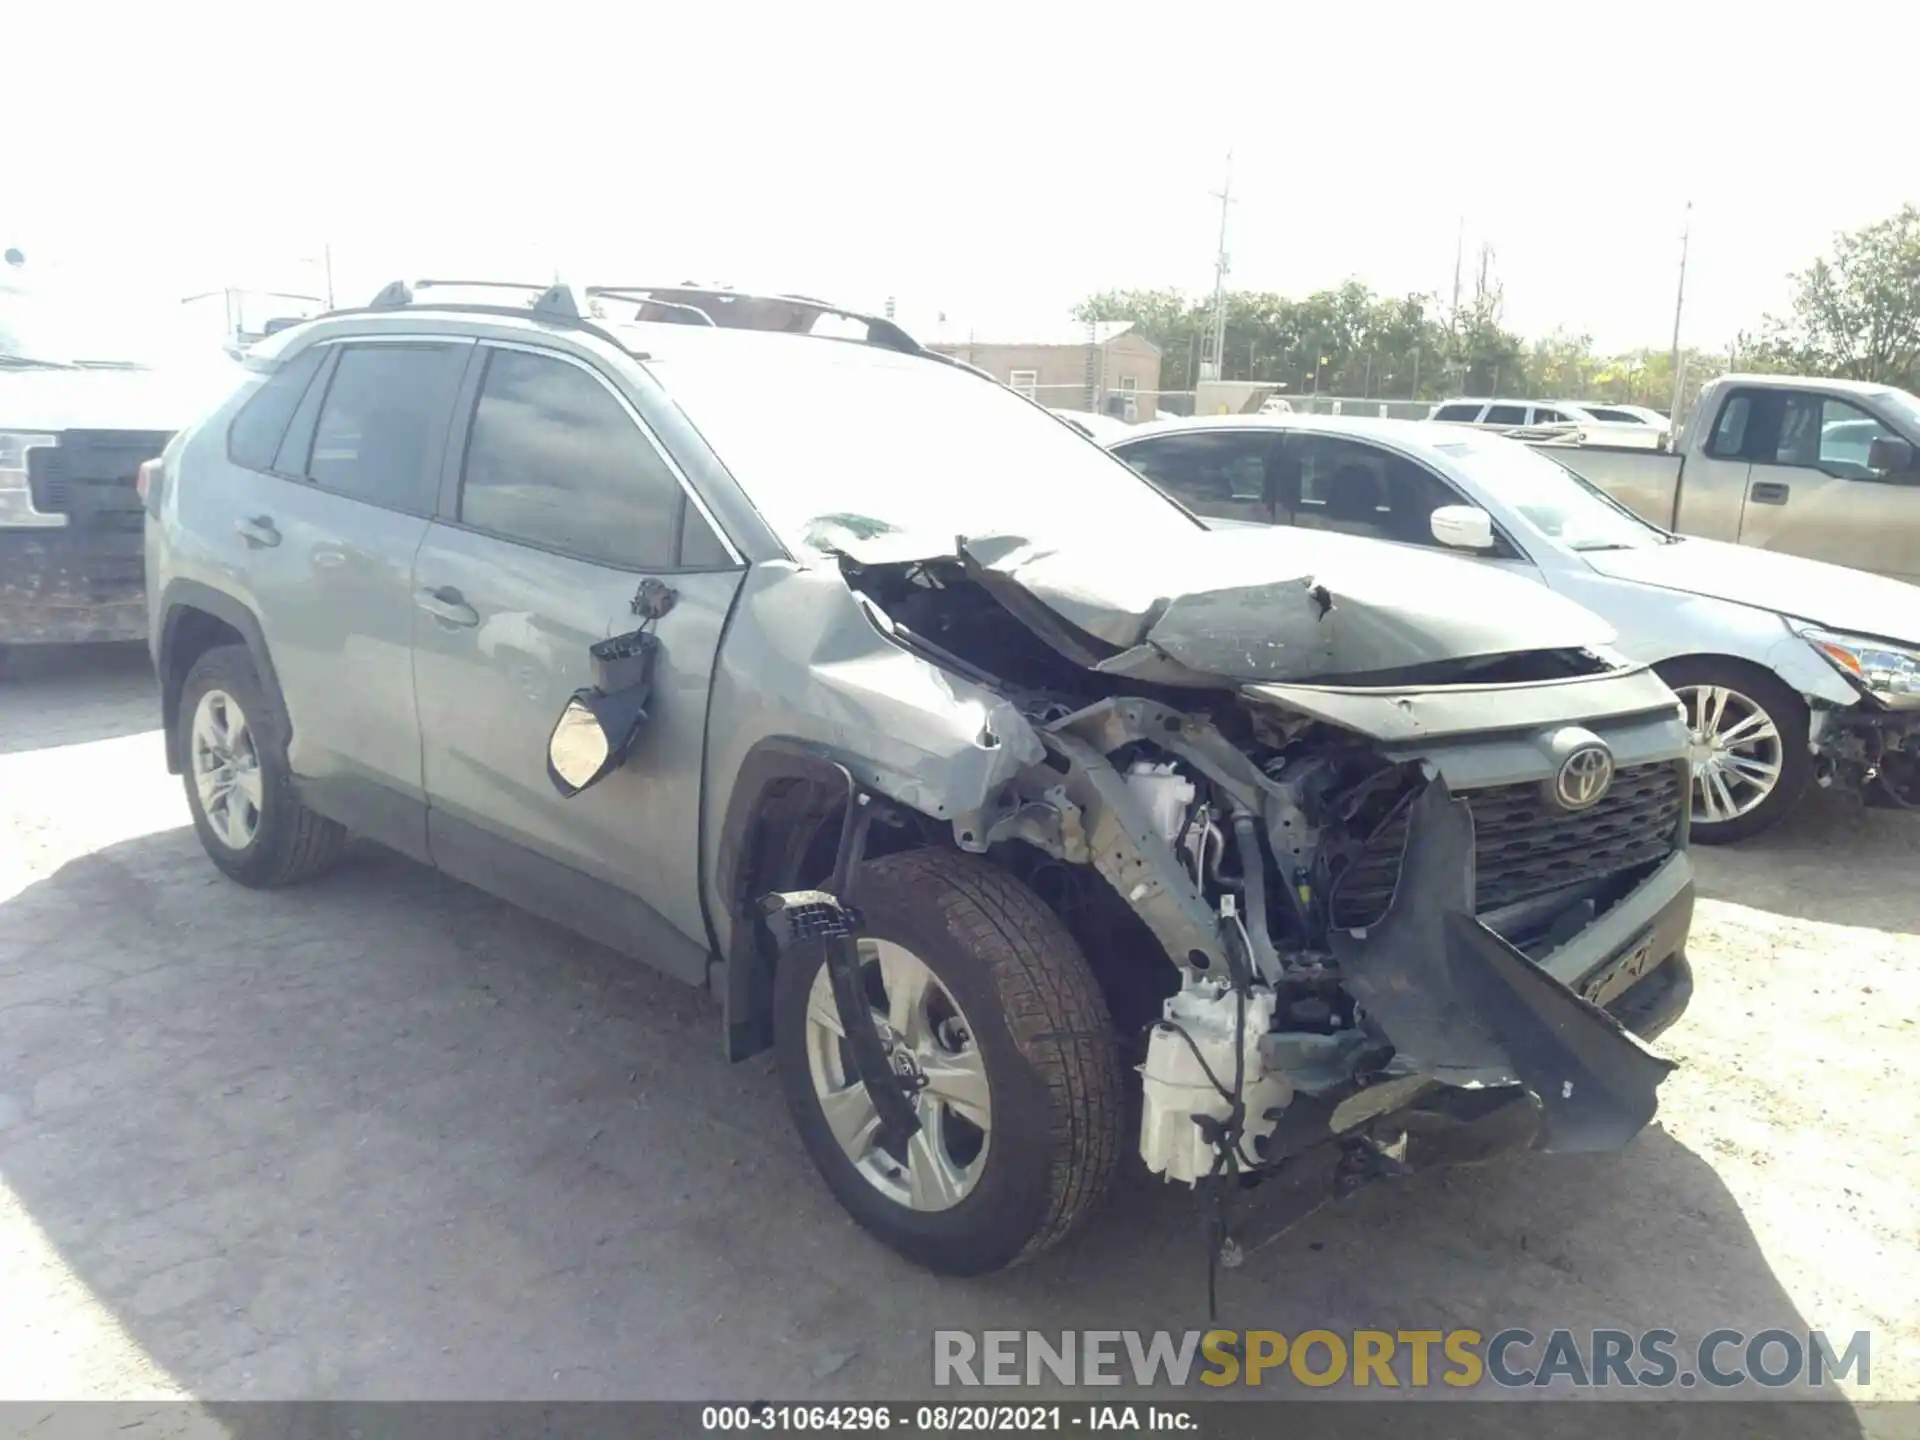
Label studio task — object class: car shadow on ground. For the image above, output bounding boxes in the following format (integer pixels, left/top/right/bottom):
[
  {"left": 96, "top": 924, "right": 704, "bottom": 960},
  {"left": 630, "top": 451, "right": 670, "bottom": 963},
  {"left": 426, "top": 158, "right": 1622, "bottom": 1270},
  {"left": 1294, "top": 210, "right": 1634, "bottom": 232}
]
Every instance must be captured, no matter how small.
[
  {"left": 1690, "top": 789, "right": 1920, "bottom": 936},
  {"left": 0, "top": 829, "right": 1863, "bottom": 1421},
  {"left": 0, "top": 644, "right": 157, "bottom": 755}
]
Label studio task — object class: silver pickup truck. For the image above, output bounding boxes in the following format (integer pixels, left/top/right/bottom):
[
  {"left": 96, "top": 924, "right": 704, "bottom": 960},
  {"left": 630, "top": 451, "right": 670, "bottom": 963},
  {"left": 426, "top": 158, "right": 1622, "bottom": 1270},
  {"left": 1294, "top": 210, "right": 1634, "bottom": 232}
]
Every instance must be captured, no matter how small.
[{"left": 1528, "top": 373, "right": 1920, "bottom": 586}]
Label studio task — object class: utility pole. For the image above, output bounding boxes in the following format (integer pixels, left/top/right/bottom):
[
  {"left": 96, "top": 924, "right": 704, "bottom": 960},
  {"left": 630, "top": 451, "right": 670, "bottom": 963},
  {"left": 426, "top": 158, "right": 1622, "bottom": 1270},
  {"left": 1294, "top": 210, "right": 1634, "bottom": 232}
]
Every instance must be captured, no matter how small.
[
  {"left": 1448, "top": 216, "right": 1465, "bottom": 392},
  {"left": 1202, "top": 154, "right": 1233, "bottom": 382},
  {"left": 1450, "top": 216, "right": 1464, "bottom": 320},
  {"left": 1667, "top": 201, "right": 1692, "bottom": 422},
  {"left": 323, "top": 242, "right": 335, "bottom": 309}
]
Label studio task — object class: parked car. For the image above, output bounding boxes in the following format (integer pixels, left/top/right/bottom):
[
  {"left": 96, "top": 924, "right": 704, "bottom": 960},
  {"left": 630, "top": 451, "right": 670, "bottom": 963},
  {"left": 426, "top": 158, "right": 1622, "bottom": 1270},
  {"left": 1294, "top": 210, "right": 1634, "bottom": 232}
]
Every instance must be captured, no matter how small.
[
  {"left": 1430, "top": 397, "right": 1602, "bottom": 429},
  {"left": 147, "top": 281, "right": 1696, "bottom": 1277},
  {"left": 1110, "top": 414, "right": 1920, "bottom": 837},
  {"left": 1530, "top": 373, "right": 1920, "bottom": 586},
  {"left": 1568, "top": 401, "right": 1669, "bottom": 428},
  {"left": 1431, "top": 397, "right": 1668, "bottom": 451},
  {"left": 1, "top": 252, "right": 236, "bottom": 666}
]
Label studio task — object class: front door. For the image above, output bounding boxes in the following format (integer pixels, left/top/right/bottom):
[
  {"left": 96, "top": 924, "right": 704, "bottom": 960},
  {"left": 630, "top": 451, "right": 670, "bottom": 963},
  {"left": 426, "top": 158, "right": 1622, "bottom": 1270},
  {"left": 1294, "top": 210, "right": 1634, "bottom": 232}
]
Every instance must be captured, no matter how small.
[
  {"left": 1731, "top": 388, "right": 1920, "bottom": 584},
  {"left": 409, "top": 343, "right": 746, "bottom": 973}
]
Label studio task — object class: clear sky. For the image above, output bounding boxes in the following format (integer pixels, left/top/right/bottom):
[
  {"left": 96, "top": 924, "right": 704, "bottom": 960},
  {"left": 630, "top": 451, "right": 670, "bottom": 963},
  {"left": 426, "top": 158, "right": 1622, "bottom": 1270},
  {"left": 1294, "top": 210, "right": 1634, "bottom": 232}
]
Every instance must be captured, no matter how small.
[{"left": 10, "top": 0, "right": 1915, "bottom": 355}]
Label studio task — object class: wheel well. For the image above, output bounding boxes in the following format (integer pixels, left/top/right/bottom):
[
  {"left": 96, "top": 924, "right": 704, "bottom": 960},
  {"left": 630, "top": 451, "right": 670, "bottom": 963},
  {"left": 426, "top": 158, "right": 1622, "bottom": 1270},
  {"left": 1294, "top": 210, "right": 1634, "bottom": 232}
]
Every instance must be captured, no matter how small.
[
  {"left": 161, "top": 607, "right": 246, "bottom": 772},
  {"left": 1654, "top": 652, "right": 1811, "bottom": 715}
]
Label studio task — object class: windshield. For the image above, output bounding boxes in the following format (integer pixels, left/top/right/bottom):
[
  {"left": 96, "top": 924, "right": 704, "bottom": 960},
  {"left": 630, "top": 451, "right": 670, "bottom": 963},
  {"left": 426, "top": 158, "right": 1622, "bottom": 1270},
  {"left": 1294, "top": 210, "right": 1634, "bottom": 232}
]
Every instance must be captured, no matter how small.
[
  {"left": 0, "top": 274, "right": 195, "bottom": 369},
  {"left": 1435, "top": 435, "right": 1669, "bottom": 551},
  {"left": 649, "top": 343, "right": 1200, "bottom": 554}
]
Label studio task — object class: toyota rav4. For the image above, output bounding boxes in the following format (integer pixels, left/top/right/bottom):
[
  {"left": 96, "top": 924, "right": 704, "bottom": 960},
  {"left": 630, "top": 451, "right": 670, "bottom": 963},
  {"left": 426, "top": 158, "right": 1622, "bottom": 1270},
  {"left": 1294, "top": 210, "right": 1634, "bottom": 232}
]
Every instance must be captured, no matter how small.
[{"left": 145, "top": 282, "right": 1697, "bottom": 1277}]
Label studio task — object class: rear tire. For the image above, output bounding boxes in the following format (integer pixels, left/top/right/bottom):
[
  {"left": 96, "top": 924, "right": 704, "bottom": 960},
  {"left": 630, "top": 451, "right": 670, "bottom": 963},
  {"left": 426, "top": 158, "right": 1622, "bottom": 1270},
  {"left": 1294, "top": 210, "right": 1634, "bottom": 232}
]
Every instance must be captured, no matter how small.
[
  {"left": 774, "top": 848, "right": 1123, "bottom": 1275},
  {"left": 1657, "top": 656, "right": 1811, "bottom": 845},
  {"left": 176, "top": 645, "right": 346, "bottom": 887}
]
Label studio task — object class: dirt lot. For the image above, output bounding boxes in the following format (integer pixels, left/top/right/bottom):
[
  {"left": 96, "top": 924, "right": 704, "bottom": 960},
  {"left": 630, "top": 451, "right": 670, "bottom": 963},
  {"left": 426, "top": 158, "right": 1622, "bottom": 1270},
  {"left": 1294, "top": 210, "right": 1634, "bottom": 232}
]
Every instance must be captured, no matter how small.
[{"left": 2, "top": 644, "right": 1916, "bottom": 1418}]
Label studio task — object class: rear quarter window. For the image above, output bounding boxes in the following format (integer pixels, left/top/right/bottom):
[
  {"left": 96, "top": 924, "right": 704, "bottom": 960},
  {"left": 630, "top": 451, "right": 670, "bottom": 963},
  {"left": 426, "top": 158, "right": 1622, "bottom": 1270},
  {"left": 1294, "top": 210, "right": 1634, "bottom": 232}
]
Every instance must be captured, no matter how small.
[{"left": 225, "top": 346, "right": 326, "bottom": 472}]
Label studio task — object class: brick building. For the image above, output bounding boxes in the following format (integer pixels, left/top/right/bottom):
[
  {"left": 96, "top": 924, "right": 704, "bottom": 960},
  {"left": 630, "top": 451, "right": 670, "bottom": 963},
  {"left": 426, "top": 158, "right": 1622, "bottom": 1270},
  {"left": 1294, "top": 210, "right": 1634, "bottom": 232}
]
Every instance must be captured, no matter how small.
[{"left": 926, "top": 321, "right": 1162, "bottom": 420}]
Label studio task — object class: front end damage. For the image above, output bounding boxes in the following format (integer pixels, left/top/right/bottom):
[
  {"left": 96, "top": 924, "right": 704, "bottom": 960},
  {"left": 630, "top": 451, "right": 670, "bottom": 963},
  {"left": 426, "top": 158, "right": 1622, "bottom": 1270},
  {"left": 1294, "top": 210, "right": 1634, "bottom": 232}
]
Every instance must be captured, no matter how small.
[{"left": 754, "top": 524, "right": 1696, "bottom": 1264}]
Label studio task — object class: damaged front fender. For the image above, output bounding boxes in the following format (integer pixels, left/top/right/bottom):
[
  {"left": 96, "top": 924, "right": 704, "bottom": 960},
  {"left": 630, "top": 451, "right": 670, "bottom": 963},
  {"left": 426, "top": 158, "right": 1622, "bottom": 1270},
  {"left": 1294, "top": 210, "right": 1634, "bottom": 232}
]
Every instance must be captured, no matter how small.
[{"left": 1331, "top": 777, "right": 1677, "bottom": 1153}]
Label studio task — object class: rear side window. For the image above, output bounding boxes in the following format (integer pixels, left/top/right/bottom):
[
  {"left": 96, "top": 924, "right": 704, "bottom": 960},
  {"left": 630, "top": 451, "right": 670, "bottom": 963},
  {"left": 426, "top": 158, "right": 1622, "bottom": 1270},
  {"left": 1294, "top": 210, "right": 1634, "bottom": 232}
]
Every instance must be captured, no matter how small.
[
  {"left": 306, "top": 344, "right": 464, "bottom": 513},
  {"left": 1116, "top": 431, "right": 1273, "bottom": 524},
  {"left": 226, "top": 346, "right": 326, "bottom": 472},
  {"left": 459, "top": 349, "right": 724, "bottom": 570},
  {"left": 1483, "top": 404, "right": 1527, "bottom": 425},
  {"left": 1706, "top": 393, "right": 1756, "bottom": 458},
  {"left": 1433, "top": 403, "right": 1482, "bottom": 422},
  {"left": 1531, "top": 407, "right": 1567, "bottom": 424}
]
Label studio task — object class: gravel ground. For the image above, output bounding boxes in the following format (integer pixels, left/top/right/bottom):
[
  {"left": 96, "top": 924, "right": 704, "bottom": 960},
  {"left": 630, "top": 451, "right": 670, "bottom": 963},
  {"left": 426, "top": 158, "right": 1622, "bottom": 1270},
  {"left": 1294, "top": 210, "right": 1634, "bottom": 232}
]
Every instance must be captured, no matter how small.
[{"left": 1, "top": 644, "right": 1915, "bottom": 1425}]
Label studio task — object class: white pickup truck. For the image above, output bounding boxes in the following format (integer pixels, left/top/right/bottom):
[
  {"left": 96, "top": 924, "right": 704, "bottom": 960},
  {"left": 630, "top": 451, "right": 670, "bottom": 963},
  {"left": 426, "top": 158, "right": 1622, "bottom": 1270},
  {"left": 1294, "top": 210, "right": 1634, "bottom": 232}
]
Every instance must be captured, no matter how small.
[{"left": 1528, "top": 373, "right": 1920, "bottom": 587}]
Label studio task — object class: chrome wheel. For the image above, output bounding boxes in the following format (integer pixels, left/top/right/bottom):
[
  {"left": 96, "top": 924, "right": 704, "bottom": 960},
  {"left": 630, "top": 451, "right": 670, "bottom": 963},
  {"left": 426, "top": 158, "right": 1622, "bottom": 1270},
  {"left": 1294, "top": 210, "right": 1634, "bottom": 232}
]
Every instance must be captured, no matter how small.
[
  {"left": 803, "top": 939, "right": 991, "bottom": 1212},
  {"left": 191, "top": 689, "right": 264, "bottom": 850},
  {"left": 1675, "top": 683, "right": 1784, "bottom": 824}
]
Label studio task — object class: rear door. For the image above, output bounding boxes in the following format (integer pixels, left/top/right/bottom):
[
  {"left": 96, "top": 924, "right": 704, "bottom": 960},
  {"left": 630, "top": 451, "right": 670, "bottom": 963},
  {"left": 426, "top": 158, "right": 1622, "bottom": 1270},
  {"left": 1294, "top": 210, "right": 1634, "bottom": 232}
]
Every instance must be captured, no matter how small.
[
  {"left": 227, "top": 337, "right": 470, "bottom": 856},
  {"left": 1731, "top": 388, "right": 1920, "bottom": 583},
  {"left": 410, "top": 341, "right": 746, "bottom": 971},
  {"left": 1670, "top": 386, "right": 1774, "bottom": 541}
]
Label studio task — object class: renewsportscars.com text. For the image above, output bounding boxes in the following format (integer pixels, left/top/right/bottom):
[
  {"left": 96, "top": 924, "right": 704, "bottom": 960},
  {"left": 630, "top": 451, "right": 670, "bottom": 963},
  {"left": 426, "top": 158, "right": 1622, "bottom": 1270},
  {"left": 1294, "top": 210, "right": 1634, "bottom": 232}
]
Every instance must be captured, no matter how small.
[{"left": 933, "top": 1328, "right": 1871, "bottom": 1391}]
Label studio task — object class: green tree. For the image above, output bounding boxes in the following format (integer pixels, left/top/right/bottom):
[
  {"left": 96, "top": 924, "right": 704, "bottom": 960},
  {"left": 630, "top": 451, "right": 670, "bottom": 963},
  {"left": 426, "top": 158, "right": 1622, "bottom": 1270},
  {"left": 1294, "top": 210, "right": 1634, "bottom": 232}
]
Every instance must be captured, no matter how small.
[
  {"left": 1071, "top": 287, "right": 1203, "bottom": 391},
  {"left": 1759, "top": 205, "right": 1920, "bottom": 388}
]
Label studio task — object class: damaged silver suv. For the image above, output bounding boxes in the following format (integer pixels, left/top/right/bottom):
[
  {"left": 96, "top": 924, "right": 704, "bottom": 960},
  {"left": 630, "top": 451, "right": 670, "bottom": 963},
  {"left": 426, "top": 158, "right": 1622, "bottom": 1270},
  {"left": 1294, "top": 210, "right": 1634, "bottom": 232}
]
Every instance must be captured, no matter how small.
[{"left": 145, "top": 283, "right": 1696, "bottom": 1276}]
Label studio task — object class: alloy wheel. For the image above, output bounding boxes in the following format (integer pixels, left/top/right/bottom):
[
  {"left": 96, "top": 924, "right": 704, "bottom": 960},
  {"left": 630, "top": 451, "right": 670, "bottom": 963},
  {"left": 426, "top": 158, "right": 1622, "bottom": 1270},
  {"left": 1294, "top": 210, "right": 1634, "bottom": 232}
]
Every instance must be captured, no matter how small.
[
  {"left": 191, "top": 688, "right": 264, "bottom": 849},
  {"left": 803, "top": 939, "right": 991, "bottom": 1212},
  {"left": 1674, "top": 683, "right": 1784, "bottom": 825}
]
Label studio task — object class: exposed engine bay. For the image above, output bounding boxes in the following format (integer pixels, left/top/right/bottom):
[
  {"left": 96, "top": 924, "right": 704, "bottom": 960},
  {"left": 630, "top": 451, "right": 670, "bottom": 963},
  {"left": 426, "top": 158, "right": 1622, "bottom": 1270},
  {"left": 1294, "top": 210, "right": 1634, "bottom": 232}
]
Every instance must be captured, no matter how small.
[{"left": 826, "top": 529, "right": 1690, "bottom": 1252}]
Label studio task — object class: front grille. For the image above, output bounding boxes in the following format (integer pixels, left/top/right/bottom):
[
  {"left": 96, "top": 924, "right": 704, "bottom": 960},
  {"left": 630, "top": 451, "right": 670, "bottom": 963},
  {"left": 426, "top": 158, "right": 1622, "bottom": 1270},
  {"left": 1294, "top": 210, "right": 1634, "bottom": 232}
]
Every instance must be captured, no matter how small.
[
  {"left": 1329, "top": 761, "right": 1685, "bottom": 930},
  {"left": 27, "top": 429, "right": 172, "bottom": 525}
]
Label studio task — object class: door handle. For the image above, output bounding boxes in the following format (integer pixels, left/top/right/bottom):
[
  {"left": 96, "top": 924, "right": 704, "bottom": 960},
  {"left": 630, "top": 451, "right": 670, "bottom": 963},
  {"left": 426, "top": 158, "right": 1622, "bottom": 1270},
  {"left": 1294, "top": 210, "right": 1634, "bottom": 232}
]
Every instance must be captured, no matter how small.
[
  {"left": 235, "top": 515, "right": 281, "bottom": 548},
  {"left": 415, "top": 584, "right": 480, "bottom": 628},
  {"left": 1749, "top": 480, "right": 1791, "bottom": 506}
]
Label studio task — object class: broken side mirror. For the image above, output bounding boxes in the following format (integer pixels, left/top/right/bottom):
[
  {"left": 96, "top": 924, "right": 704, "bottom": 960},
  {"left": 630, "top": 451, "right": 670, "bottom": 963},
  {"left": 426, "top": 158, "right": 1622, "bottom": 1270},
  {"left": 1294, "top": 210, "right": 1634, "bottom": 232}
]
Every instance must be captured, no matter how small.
[
  {"left": 1868, "top": 436, "right": 1915, "bottom": 475},
  {"left": 1430, "top": 504, "right": 1496, "bottom": 551},
  {"left": 545, "top": 628, "right": 661, "bottom": 798}
]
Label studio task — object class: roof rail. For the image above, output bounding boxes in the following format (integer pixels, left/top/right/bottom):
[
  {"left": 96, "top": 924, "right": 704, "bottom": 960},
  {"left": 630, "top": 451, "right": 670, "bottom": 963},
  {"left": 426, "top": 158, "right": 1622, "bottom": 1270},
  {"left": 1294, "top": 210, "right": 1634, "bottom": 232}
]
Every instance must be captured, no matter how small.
[
  {"left": 332, "top": 278, "right": 942, "bottom": 366},
  {"left": 332, "top": 278, "right": 632, "bottom": 350},
  {"left": 585, "top": 285, "right": 925, "bottom": 356},
  {"left": 369, "top": 278, "right": 586, "bottom": 321}
]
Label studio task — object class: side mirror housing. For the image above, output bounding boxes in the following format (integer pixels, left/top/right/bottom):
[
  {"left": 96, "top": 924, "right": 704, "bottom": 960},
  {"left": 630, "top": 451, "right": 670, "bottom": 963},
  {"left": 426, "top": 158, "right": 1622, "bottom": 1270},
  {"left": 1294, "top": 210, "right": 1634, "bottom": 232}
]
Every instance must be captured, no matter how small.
[
  {"left": 1868, "top": 436, "right": 1914, "bottom": 474},
  {"left": 545, "top": 628, "right": 662, "bottom": 797},
  {"left": 1430, "top": 504, "right": 1496, "bottom": 551}
]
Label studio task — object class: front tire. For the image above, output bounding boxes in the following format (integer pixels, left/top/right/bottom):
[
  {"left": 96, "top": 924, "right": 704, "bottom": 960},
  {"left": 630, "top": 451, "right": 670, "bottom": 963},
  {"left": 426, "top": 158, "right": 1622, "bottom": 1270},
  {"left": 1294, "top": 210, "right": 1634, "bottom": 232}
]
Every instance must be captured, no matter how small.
[
  {"left": 176, "top": 645, "right": 346, "bottom": 887},
  {"left": 1657, "top": 656, "right": 1811, "bottom": 844},
  {"left": 774, "top": 849, "right": 1123, "bottom": 1275}
]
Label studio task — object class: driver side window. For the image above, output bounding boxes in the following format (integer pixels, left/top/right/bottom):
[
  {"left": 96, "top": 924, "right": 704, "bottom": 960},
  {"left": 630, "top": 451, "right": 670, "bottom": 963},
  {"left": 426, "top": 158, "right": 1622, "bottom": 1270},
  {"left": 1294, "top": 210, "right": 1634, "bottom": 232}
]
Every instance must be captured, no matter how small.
[
  {"left": 1776, "top": 393, "right": 1902, "bottom": 481},
  {"left": 459, "top": 348, "right": 728, "bottom": 569},
  {"left": 1281, "top": 435, "right": 1467, "bottom": 548}
]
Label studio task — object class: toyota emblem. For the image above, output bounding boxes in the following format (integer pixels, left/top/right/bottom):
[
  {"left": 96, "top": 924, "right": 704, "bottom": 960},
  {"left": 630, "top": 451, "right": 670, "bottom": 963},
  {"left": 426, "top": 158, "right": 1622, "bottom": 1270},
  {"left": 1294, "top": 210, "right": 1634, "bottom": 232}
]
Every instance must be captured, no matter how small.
[{"left": 1553, "top": 743, "right": 1615, "bottom": 811}]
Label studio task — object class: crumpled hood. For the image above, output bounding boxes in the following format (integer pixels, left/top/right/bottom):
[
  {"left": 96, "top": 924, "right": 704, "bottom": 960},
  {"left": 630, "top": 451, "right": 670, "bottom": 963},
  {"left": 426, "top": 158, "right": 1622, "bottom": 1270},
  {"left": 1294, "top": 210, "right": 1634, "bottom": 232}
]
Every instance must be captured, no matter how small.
[
  {"left": 832, "top": 521, "right": 1617, "bottom": 683},
  {"left": 0, "top": 359, "right": 245, "bottom": 432},
  {"left": 1585, "top": 537, "right": 1920, "bottom": 645}
]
